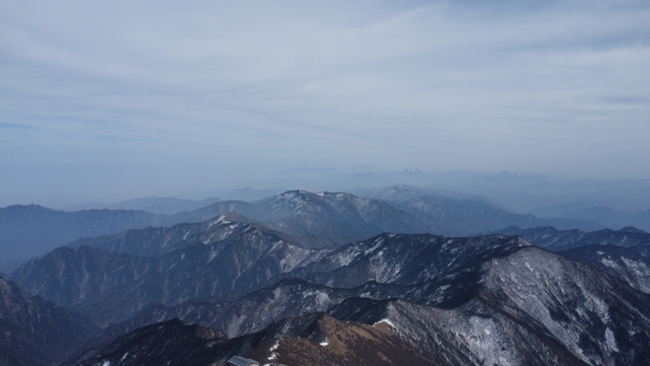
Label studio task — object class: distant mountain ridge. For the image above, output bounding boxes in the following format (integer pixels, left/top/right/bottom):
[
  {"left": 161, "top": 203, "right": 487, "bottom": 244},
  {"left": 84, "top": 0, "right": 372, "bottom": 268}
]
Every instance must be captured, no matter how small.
[
  {"left": 354, "top": 184, "right": 602, "bottom": 235},
  {"left": 0, "top": 205, "right": 158, "bottom": 272},
  {"left": 65, "top": 196, "right": 222, "bottom": 215},
  {"left": 532, "top": 205, "right": 650, "bottom": 232},
  {"left": 0, "top": 190, "right": 428, "bottom": 271},
  {"left": 493, "top": 225, "right": 650, "bottom": 251},
  {"left": 172, "top": 190, "right": 430, "bottom": 242},
  {"left": 0, "top": 186, "right": 627, "bottom": 273},
  {"left": 250, "top": 169, "right": 650, "bottom": 213}
]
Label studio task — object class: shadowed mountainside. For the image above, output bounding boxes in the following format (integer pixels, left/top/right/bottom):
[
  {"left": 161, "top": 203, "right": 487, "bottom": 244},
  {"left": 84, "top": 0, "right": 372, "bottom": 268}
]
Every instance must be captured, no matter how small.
[
  {"left": 62, "top": 244, "right": 650, "bottom": 366},
  {"left": 0, "top": 276, "right": 99, "bottom": 366}
]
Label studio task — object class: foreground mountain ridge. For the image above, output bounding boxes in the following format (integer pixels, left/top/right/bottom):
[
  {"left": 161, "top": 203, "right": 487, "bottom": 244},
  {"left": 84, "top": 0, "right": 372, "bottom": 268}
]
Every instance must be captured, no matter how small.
[
  {"left": 11, "top": 213, "right": 650, "bottom": 365},
  {"left": 62, "top": 245, "right": 650, "bottom": 366},
  {"left": 10, "top": 220, "right": 527, "bottom": 327},
  {"left": 11, "top": 215, "right": 326, "bottom": 326},
  {"left": 494, "top": 225, "right": 650, "bottom": 294},
  {"left": 0, "top": 276, "right": 99, "bottom": 366}
]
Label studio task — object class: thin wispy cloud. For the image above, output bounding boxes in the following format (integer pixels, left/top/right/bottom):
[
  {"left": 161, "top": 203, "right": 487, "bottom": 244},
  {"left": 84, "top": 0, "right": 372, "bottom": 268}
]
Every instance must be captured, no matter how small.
[
  {"left": 0, "top": 122, "right": 39, "bottom": 129},
  {"left": 1, "top": 0, "right": 649, "bottom": 206}
]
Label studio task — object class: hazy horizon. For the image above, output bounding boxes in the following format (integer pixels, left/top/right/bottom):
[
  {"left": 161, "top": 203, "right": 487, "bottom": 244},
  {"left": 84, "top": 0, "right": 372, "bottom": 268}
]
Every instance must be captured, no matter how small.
[
  {"left": 5, "top": 167, "right": 650, "bottom": 214},
  {"left": 2, "top": 1, "right": 649, "bottom": 207}
]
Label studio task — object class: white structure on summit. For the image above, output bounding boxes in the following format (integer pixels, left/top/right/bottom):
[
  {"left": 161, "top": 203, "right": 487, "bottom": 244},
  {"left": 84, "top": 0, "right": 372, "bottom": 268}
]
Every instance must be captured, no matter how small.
[{"left": 227, "top": 355, "right": 260, "bottom": 366}]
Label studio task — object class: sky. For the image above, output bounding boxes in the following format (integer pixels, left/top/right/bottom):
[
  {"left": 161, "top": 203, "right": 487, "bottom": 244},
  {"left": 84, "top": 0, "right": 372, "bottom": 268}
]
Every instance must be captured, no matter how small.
[{"left": 1, "top": 0, "right": 650, "bottom": 207}]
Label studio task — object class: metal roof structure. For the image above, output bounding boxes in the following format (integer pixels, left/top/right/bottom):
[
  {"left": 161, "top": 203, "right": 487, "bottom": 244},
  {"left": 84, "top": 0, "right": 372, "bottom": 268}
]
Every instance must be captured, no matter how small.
[{"left": 227, "top": 355, "right": 260, "bottom": 366}]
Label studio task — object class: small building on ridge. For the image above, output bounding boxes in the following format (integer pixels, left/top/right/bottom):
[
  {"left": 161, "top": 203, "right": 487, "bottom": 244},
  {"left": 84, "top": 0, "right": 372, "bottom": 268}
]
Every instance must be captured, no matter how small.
[{"left": 227, "top": 355, "right": 260, "bottom": 366}]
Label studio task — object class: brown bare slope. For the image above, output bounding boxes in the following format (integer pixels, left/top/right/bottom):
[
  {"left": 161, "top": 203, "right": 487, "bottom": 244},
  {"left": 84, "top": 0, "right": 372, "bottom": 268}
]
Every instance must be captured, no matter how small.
[{"left": 247, "top": 315, "right": 431, "bottom": 366}]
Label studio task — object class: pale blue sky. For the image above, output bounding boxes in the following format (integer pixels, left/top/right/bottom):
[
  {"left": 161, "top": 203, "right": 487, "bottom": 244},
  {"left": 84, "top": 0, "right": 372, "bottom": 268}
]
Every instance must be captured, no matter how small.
[{"left": 1, "top": 0, "right": 650, "bottom": 206}]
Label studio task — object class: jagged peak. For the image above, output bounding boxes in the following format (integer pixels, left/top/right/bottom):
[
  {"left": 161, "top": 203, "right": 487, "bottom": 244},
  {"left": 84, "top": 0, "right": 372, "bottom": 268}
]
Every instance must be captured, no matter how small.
[
  {"left": 206, "top": 212, "right": 256, "bottom": 226},
  {"left": 516, "top": 236, "right": 534, "bottom": 247}
]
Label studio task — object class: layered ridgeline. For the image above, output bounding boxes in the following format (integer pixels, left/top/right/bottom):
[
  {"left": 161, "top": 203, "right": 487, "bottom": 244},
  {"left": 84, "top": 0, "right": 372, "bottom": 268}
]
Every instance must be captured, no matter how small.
[
  {"left": 65, "top": 243, "right": 650, "bottom": 365},
  {"left": 10, "top": 214, "right": 650, "bottom": 366},
  {"left": 0, "top": 205, "right": 158, "bottom": 271},
  {"left": 10, "top": 214, "right": 325, "bottom": 326},
  {"left": 0, "top": 190, "right": 427, "bottom": 271},
  {"left": 0, "top": 276, "right": 99, "bottom": 366},
  {"left": 494, "top": 226, "right": 650, "bottom": 294},
  {"left": 1, "top": 187, "right": 602, "bottom": 271},
  {"left": 175, "top": 190, "right": 430, "bottom": 242},
  {"left": 9, "top": 213, "right": 523, "bottom": 326},
  {"left": 530, "top": 205, "right": 650, "bottom": 232},
  {"left": 70, "top": 233, "right": 528, "bottom": 342},
  {"left": 494, "top": 225, "right": 650, "bottom": 251},
  {"left": 352, "top": 184, "right": 601, "bottom": 235},
  {"left": 66, "top": 196, "right": 223, "bottom": 215}
]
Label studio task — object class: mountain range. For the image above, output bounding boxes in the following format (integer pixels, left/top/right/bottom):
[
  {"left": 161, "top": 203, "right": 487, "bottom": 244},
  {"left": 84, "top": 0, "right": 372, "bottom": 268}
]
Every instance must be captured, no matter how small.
[
  {"left": 11, "top": 215, "right": 323, "bottom": 326},
  {"left": 7, "top": 210, "right": 650, "bottom": 365},
  {"left": 250, "top": 169, "right": 650, "bottom": 213},
  {"left": 353, "top": 184, "right": 601, "bottom": 235},
  {"left": 0, "top": 186, "right": 604, "bottom": 271},
  {"left": 65, "top": 196, "right": 223, "bottom": 215},
  {"left": 493, "top": 225, "right": 650, "bottom": 251},
  {"left": 0, "top": 205, "right": 158, "bottom": 271},
  {"left": 46, "top": 234, "right": 650, "bottom": 366},
  {"left": 4, "top": 182, "right": 650, "bottom": 365}
]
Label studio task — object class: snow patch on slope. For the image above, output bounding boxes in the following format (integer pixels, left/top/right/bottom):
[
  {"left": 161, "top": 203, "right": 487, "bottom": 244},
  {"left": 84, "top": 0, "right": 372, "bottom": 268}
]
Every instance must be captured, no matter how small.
[
  {"left": 373, "top": 318, "right": 396, "bottom": 329},
  {"left": 601, "top": 258, "right": 619, "bottom": 269},
  {"left": 605, "top": 328, "right": 619, "bottom": 352},
  {"left": 267, "top": 340, "right": 280, "bottom": 361}
]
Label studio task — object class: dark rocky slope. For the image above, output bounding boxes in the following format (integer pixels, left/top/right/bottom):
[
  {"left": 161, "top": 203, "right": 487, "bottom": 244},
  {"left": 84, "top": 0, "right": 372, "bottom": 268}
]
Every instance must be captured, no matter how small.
[
  {"left": 62, "top": 245, "right": 650, "bottom": 366},
  {"left": 10, "top": 218, "right": 323, "bottom": 326},
  {"left": 0, "top": 276, "right": 99, "bottom": 366},
  {"left": 494, "top": 226, "right": 650, "bottom": 251},
  {"left": 560, "top": 245, "right": 650, "bottom": 294}
]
